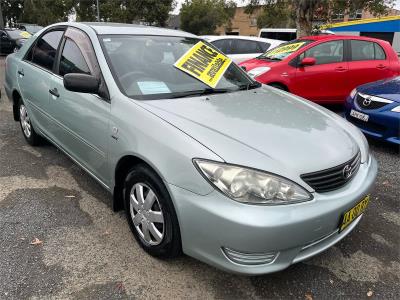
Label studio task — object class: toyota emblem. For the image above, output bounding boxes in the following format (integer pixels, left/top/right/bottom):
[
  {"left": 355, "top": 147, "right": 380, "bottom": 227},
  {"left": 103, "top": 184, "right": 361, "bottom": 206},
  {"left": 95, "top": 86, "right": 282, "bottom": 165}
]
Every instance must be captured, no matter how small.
[{"left": 342, "top": 165, "right": 353, "bottom": 179}]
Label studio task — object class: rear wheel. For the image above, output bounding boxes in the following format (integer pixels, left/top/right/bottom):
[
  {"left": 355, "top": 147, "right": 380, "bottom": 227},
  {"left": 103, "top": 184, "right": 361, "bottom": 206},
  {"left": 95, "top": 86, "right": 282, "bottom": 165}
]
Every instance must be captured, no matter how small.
[
  {"left": 19, "top": 100, "right": 41, "bottom": 146},
  {"left": 123, "top": 164, "right": 181, "bottom": 258}
]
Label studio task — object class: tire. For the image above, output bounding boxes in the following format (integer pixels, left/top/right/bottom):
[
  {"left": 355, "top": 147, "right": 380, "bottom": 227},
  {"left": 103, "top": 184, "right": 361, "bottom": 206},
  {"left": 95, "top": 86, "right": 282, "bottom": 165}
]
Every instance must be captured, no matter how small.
[
  {"left": 18, "top": 99, "right": 41, "bottom": 146},
  {"left": 269, "top": 83, "right": 287, "bottom": 91},
  {"left": 123, "top": 164, "right": 181, "bottom": 258}
]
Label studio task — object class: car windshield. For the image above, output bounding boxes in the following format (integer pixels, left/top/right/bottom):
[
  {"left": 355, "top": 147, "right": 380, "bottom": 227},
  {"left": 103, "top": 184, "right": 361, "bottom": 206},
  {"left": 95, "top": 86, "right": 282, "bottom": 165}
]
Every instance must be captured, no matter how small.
[
  {"left": 5, "top": 29, "right": 29, "bottom": 39},
  {"left": 258, "top": 39, "right": 312, "bottom": 61},
  {"left": 100, "top": 35, "right": 259, "bottom": 100},
  {"left": 22, "top": 25, "right": 43, "bottom": 34}
]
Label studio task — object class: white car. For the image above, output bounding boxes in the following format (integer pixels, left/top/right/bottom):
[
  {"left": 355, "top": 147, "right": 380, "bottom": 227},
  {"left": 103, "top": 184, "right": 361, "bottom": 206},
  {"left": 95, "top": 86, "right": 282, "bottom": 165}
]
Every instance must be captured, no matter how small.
[{"left": 201, "top": 35, "right": 283, "bottom": 64}]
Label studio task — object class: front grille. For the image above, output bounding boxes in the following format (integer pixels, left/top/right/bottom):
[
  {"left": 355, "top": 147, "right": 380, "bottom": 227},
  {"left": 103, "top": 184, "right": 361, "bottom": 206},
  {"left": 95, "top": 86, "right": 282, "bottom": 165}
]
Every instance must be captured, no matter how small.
[
  {"left": 356, "top": 93, "right": 391, "bottom": 110},
  {"left": 301, "top": 152, "right": 361, "bottom": 193}
]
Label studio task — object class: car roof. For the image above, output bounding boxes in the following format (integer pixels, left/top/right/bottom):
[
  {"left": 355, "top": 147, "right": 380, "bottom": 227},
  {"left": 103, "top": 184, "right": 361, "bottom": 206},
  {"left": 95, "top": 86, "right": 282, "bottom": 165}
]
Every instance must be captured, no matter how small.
[
  {"left": 299, "top": 34, "right": 387, "bottom": 43},
  {"left": 79, "top": 22, "right": 197, "bottom": 38},
  {"left": 201, "top": 35, "right": 283, "bottom": 44}
]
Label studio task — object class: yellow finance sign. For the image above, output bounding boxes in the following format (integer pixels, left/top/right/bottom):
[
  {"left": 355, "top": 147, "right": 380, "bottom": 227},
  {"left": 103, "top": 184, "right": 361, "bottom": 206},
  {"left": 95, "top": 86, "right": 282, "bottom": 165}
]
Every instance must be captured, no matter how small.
[
  {"left": 266, "top": 42, "right": 305, "bottom": 56},
  {"left": 174, "top": 41, "right": 232, "bottom": 88}
]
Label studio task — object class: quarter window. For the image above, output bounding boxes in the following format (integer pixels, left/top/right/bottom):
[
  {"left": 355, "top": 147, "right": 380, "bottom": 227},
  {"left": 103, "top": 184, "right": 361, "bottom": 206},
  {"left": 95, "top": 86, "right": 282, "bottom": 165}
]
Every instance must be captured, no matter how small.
[
  {"left": 27, "top": 30, "right": 64, "bottom": 71},
  {"left": 301, "top": 40, "right": 344, "bottom": 65},
  {"left": 59, "top": 39, "right": 90, "bottom": 76},
  {"left": 350, "top": 40, "right": 386, "bottom": 61}
]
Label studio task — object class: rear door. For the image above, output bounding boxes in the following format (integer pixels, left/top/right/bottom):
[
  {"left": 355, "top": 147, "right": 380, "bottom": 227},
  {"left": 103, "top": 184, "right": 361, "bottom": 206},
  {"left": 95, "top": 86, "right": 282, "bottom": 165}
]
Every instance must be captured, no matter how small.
[
  {"left": 17, "top": 29, "right": 65, "bottom": 134},
  {"left": 347, "top": 39, "right": 394, "bottom": 89},
  {"left": 48, "top": 27, "right": 111, "bottom": 184},
  {"left": 292, "top": 39, "right": 349, "bottom": 101}
]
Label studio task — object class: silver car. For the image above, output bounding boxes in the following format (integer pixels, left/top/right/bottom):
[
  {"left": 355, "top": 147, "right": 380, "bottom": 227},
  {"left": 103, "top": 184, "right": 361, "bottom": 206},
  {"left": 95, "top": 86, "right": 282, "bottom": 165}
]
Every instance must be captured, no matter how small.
[{"left": 4, "top": 22, "right": 377, "bottom": 275}]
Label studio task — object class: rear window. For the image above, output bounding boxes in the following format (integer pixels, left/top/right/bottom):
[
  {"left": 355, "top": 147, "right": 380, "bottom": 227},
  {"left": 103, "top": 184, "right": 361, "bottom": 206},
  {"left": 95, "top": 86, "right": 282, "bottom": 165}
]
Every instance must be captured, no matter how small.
[{"left": 350, "top": 40, "right": 386, "bottom": 61}]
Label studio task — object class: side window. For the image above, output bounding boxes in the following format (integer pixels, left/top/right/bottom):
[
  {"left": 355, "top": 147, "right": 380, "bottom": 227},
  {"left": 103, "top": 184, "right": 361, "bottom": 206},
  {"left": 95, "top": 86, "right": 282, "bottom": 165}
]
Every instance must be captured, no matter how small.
[
  {"left": 258, "top": 42, "right": 270, "bottom": 52},
  {"left": 59, "top": 39, "right": 91, "bottom": 76},
  {"left": 302, "top": 40, "right": 344, "bottom": 65},
  {"left": 28, "top": 30, "right": 64, "bottom": 71},
  {"left": 374, "top": 43, "right": 386, "bottom": 60},
  {"left": 211, "top": 40, "right": 227, "bottom": 53},
  {"left": 350, "top": 40, "right": 385, "bottom": 61},
  {"left": 232, "top": 40, "right": 262, "bottom": 54}
]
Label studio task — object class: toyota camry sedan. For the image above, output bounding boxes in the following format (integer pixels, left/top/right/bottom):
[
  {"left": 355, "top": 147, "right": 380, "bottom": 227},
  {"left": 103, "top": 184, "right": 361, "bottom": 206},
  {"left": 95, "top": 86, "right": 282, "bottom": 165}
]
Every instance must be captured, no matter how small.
[{"left": 4, "top": 23, "right": 377, "bottom": 275}]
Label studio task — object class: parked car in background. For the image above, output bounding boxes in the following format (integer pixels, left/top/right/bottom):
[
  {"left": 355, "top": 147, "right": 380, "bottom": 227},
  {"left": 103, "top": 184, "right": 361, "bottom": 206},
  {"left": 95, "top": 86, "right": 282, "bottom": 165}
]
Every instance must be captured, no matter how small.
[
  {"left": 240, "top": 35, "right": 400, "bottom": 104},
  {"left": 17, "top": 23, "right": 43, "bottom": 35},
  {"left": 201, "top": 35, "right": 283, "bottom": 63},
  {"left": 0, "top": 28, "right": 31, "bottom": 54},
  {"left": 258, "top": 28, "right": 335, "bottom": 41},
  {"left": 5, "top": 22, "right": 377, "bottom": 275},
  {"left": 345, "top": 76, "right": 400, "bottom": 145}
]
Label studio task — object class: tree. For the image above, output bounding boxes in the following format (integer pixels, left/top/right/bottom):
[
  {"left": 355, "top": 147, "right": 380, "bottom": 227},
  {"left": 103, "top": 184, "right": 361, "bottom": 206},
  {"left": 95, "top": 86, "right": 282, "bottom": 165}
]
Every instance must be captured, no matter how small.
[
  {"left": 21, "top": 0, "right": 75, "bottom": 26},
  {"left": 180, "top": 0, "right": 236, "bottom": 35},
  {"left": 1, "top": 0, "right": 24, "bottom": 27},
  {"left": 247, "top": 0, "right": 396, "bottom": 37},
  {"left": 75, "top": 0, "right": 175, "bottom": 26}
]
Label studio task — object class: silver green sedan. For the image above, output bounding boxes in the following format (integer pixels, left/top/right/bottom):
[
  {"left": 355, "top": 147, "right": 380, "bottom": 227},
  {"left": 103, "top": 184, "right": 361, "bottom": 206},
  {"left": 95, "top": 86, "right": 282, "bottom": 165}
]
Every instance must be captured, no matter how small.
[{"left": 4, "top": 22, "right": 377, "bottom": 275}]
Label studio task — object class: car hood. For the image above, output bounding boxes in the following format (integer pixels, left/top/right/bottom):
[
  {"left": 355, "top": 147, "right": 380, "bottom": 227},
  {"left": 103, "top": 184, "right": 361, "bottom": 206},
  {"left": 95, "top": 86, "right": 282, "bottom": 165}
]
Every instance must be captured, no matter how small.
[
  {"left": 357, "top": 76, "right": 400, "bottom": 103},
  {"left": 239, "top": 58, "right": 279, "bottom": 70},
  {"left": 138, "top": 87, "right": 361, "bottom": 183}
]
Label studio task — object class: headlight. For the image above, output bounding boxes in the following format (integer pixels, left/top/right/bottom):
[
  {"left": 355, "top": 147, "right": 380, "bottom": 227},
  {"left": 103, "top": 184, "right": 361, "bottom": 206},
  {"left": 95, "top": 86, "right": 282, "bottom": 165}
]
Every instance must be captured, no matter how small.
[
  {"left": 247, "top": 67, "right": 270, "bottom": 78},
  {"left": 350, "top": 88, "right": 357, "bottom": 99},
  {"left": 193, "top": 159, "right": 312, "bottom": 205},
  {"left": 391, "top": 105, "right": 400, "bottom": 112}
]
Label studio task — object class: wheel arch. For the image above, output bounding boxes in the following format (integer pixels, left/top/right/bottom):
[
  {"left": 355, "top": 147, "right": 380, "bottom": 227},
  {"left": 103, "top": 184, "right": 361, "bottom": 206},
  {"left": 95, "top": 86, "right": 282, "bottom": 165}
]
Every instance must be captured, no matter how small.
[
  {"left": 12, "top": 89, "right": 22, "bottom": 121},
  {"left": 268, "top": 82, "right": 289, "bottom": 92},
  {"left": 112, "top": 154, "right": 167, "bottom": 212}
]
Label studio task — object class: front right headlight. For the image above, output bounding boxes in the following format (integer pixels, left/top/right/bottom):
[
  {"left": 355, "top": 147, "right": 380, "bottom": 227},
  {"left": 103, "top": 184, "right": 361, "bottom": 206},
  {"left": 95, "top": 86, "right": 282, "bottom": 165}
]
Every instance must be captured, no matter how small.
[
  {"left": 193, "top": 159, "right": 312, "bottom": 205},
  {"left": 350, "top": 88, "right": 357, "bottom": 99}
]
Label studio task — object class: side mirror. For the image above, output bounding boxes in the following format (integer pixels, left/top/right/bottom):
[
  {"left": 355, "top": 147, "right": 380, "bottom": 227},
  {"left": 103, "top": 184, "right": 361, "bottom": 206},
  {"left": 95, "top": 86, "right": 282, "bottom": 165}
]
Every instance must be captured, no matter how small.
[
  {"left": 300, "top": 57, "right": 316, "bottom": 66},
  {"left": 63, "top": 73, "right": 100, "bottom": 94}
]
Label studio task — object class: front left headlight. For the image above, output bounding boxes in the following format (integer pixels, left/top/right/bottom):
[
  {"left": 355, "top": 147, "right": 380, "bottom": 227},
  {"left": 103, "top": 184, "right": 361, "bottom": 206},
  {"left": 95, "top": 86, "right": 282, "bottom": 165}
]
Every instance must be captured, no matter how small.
[
  {"left": 391, "top": 105, "right": 400, "bottom": 112},
  {"left": 193, "top": 159, "right": 312, "bottom": 205},
  {"left": 350, "top": 88, "right": 357, "bottom": 99},
  {"left": 247, "top": 67, "right": 271, "bottom": 78}
]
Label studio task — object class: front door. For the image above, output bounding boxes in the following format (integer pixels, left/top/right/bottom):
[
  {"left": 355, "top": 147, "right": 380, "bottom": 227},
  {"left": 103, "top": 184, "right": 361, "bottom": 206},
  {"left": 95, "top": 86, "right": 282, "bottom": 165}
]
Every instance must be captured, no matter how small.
[
  {"left": 292, "top": 40, "right": 349, "bottom": 102},
  {"left": 47, "top": 28, "right": 111, "bottom": 185}
]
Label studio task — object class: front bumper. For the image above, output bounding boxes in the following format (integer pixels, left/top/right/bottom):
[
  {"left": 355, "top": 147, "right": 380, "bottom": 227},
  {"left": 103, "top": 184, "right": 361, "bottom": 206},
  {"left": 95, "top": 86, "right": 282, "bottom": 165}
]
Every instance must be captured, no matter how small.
[
  {"left": 344, "top": 97, "right": 400, "bottom": 145},
  {"left": 168, "top": 155, "right": 377, "bottom": 275}
]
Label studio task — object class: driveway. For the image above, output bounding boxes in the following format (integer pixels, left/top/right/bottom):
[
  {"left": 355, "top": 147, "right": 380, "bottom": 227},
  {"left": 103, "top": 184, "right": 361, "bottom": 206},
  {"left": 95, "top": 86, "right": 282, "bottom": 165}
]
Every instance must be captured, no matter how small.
[{"left": 0, "top": 57, "right": 399, "bottom": 299}]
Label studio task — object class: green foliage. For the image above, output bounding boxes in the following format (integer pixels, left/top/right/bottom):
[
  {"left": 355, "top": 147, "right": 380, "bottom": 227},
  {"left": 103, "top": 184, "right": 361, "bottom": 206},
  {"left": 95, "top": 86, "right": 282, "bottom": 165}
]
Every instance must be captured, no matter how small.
[
  {"left": 0, "top": 0, "right": 175, "bottom": 27},
  {"left": 246, "top": 0, "right": 396, "bottom": 37},
  {"left": 75, "top": 0, "right": 175, "bottom": 26},
  {"left": 180, "top": 0, "right": 236, "bottom": 35}
]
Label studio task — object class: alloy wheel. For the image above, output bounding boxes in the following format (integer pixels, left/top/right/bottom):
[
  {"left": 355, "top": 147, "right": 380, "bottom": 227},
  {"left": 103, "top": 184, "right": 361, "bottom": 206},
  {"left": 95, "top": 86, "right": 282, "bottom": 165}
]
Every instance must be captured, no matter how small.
[
  {"left": 20, "top": 104, "right": 32, "bottom": 138},
  {"left": 129, "top": 183, "right": 165, "bottom": 245}
]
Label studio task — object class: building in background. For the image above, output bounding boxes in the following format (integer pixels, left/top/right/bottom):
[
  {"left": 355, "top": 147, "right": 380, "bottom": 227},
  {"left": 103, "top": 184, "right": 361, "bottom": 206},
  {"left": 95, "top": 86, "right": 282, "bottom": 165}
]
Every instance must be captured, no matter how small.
[
  {"left": 214, "top": 5, "right": 399, "bottom": 37},
  {"left": 326, "top": 16, "right": 400, "bottom": 53}
]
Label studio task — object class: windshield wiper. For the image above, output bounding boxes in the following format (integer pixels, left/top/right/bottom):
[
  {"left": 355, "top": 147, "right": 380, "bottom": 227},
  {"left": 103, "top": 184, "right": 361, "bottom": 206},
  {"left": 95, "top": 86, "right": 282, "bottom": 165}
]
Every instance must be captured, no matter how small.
[
  {"left": 170, "top": 88, "right": 231, "bottom": 98},
  {"left": 238, "top": 82, "right": 262, "bottom": 90},
  {"left": 258, "top": 56, "right": 281, "bottom": 61}
]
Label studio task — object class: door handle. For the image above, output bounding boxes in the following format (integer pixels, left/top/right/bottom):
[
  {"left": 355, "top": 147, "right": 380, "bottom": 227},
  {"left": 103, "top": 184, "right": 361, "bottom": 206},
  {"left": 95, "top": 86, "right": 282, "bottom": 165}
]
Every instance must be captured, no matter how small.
[
  {"left": 17, "top": 70, "right": 24, "bottom": 77},
  {"left": 376, "top": 64, "right": 387, "bottom": 69},
  {"left": 49, "top": 88, "right": 60, "bottom": 98},
  {"left": 335, "top": 66, "right": 347, "bottom": 72}
]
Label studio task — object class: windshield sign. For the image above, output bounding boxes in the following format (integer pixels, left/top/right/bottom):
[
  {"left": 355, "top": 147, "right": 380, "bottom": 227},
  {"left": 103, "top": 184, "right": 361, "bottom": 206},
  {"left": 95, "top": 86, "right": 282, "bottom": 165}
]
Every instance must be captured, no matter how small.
[
  {"left": 101, "top": 35, "right": 257, "bottom": 100},
  {"left": 259, "top": 40, "right": 312, "bottom": 60},
  {"left": 174, "top": 41, "right": 232, "bottom": 88}
]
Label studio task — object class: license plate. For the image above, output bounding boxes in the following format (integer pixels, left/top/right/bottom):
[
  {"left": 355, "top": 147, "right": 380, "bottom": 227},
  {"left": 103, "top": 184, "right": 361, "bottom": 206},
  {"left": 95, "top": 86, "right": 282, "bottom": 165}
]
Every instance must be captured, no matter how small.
[
  {"left": 339, "top": 195, "right": 370, "bottom": 232},
  {"left": 350, "top": 109, "right": 369, "bottom": 122}
]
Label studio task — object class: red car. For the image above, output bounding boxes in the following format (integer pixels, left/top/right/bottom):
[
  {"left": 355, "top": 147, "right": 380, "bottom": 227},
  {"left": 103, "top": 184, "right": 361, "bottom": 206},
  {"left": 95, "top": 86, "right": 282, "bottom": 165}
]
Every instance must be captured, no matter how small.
[{"left": 239, "top": 35, "right": 400, "bottom": 104}]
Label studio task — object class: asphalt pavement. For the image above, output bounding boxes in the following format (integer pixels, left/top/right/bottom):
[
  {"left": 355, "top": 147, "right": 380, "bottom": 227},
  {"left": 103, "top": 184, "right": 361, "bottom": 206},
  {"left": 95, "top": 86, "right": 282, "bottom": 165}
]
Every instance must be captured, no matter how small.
[{"left": 0, "top": 57, "right": 399, "bottom": 299}]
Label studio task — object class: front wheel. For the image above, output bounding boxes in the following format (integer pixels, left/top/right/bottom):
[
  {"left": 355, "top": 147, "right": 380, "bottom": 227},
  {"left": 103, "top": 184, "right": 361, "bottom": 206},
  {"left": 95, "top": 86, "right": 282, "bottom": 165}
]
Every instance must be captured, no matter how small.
[
  {"left": 19, "top": 100, "right": 41, "bottom": 146},
  {"left": 124, "top": 164, "right": 181, "bottom": 258}
]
